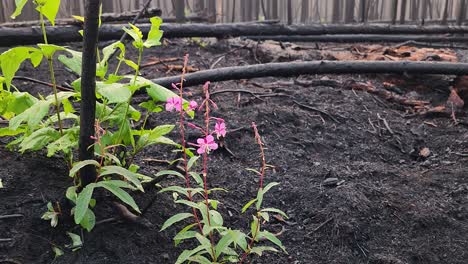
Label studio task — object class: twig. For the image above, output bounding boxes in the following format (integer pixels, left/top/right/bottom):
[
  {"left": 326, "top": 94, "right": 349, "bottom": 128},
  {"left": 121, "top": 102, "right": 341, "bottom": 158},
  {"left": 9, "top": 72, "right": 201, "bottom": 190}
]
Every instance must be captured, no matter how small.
[
  {"left": 0, "top": 238, "right": 13, "bottom": 243},
  {"left": 377, "top": 113, "right": 395, "bottom": 135},
  {"left": 211, "top": 89, "right": 265, "bottom": 101},
  {"left": 0, "top": 214, "right": 24, "bottom": 220},
  {"left": 14, "top": 76, "right": 73, "bottom": 92},
  {"left": 307, "top": 217, "right": 334, "bottom": 235},
  {"left": 124, "top": 57, "right": 179, "bottom": 74},
  {"left": 293, "top": 100, "right": 339, "bottom": 123}
]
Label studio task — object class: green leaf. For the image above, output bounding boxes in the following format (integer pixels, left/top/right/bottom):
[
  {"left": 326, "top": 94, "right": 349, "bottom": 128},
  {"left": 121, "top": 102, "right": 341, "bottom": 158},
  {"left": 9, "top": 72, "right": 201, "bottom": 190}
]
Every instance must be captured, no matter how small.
[
  {"left": 123, "top": 23, "right": 144, "bottom": 48},
  {"left": 66, "top": 186, "right": 77, "bottom": 202},
  {"left": 175, "top": 199, "right": 200, "bottom": 210},
  {"left": 155, "top": 170, "right": 184, "bottom": 179},
  {"left": 251, "top": 216, "right": 259, "bottom": 239},
  {"left": 96, "top": 181, "right": 141, "bottom": 213},
  {"left": 96, "top": 82, "right": 132, "bottom": 103},
  {"left": 187, "top": 156, "right": 199, "bottom": 170},
  {"left": 188, "top": 255, "right": 212, "bottom": 264},
  {"left": 19, "top": 127, "right": 60, "bottom": 153},
  {"left": 144, "top": 17, "right": 163, "bottom": 48},
  {"left": 261, "top": 208, "right": 288, "bottom": 219},
  {"left": 136, "top": 125, "right": 175, "bottom": 149},
  {"left": 47, "top": 131, "right": 77, "bottom": 157},
  {"left": 175, "top": 245, "right": 207, "bottom": 264},
  {"left": 0, "top": 127, "right": 24, "bottom": 137},
  {"left": 37, "top": 43, "right": 65, "bottom": 59},
  {"left": 80, "top": 208, "right": 96, "bottom": 232},
  {"left": 174, "top": 223, "right": 198, "bottom": 246},
  {"left": 189, "top": 172, "right": 203, "bottom": 187},
  {"left": 66, "top": 232, "right": 82, "bottom": 249},
  {"left": 1, "top": 47, "right": 36, "bottom": 89},
  {"left": 52, "top": 246, "right": 64, "bottom": 258},
  {"left": 36, "top": 0, "right": 61, "bottom": 26},
  {"left": 11, "top": 0, "right": 29, "bottom": 18},
  {"left": 257, "top": 231, "right": 287, "bottom": 253},
  {"left": 262, "top": 182, "right": 280, "bottom": 194},
  {"left": 74, "top": 183, "right": 96, "bottom": 224},
  {"left": 250, "top": 246, "right": 279, "bottom": 256},
  {"left": 215, "top": 232, "right": 234, "bottom": 258},
  {"left": 100, "top": 165, "right": 144, "bottom": 192},
  {"left": 210, "top": 210, "right": 223, "bottom": 226},
  {"left": 242, "top": 198, "right": 257, "bottom": 213},
  {"left": 58, "top": 49, "right": 82, "bottom": 76},
  {"left": 9, "top": 100, "right": 50, "bottom": 130},
  {"left": 69, "top": 160, "right": 100, "bottom": 177},
  {"left": 161, "top": 212, "right": 193, "bottom": 231},
  {"left": 7, "top": 92, "right": 38, "bottom": 115},
  {"left": 146, "top": 82, "right": 179, "bottom": 102},
  {"left": 124, "top": 59, "right": 139, "bottom": 71}
]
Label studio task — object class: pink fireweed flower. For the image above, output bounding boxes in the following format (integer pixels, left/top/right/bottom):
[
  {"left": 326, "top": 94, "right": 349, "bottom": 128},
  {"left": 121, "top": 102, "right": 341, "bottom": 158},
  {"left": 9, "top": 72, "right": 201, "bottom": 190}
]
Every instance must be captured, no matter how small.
[
  {"left": 214, "top": 121, "right": 226, "bottom": 138},
  {"left": 193, "top": 135, "right": 218, "bottom": 154},
  {"left": 188, "top": 100, "right": 198, "bottom": 111},
  {"left": 165, "top": 96, "right": 183, "bottom": 112}
]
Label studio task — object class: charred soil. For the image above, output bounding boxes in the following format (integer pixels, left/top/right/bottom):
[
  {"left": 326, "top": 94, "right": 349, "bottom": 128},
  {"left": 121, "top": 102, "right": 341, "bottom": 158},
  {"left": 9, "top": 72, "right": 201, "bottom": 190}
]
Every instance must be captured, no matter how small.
[{"left": 1, "top": 39, "right": 468, "bottom": 264}]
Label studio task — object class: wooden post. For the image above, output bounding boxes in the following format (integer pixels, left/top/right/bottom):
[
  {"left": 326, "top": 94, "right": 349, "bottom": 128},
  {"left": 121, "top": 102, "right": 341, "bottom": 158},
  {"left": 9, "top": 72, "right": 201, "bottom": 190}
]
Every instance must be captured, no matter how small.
[
  {"left": 175, "top": 0, "right": 186, "bottom": 22},
  {"left": 344, "top": 0, "right": 355, "bottom": 23},
  {"left": 287, "top": 0, "right": 293, "bottom": 24},
  {"left": 360, "top": 0, "right": 367, "bottom": 22},
  {"left": 79, "top": 0, "right": 100, "bottom": 186},
  {"left": 391, "top": 0, "right": 399, "bottom": 24},
  {"left": 332, "top": 0, "right": 341, "bottom": 23},
  {"left": 457, "top": 0, "right": 466, "bottom": 25},
  {"left": 442, "top": 0, "right": 449, "bottom": 24},
  {"left": 400, "top": 0, "right": 407, "bottom": 24},
  {"left": 272, "top": 0, "right": 278, "bottom": 20},
  {"left": 207, "top": 0, "right": 216, "bottom": 22}
]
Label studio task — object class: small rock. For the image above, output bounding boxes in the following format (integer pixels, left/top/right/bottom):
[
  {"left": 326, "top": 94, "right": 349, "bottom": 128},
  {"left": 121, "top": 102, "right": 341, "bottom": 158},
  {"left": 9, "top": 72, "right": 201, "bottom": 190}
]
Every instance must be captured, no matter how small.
[
  {"left": 162, "top": 253, "right": 170, "bottom": 260},
  {"left": 419, "top": 147, "right": 431, "bottom": 158},
  {"left": 323, "top": 177, "right": 339, "bottom": 186}
]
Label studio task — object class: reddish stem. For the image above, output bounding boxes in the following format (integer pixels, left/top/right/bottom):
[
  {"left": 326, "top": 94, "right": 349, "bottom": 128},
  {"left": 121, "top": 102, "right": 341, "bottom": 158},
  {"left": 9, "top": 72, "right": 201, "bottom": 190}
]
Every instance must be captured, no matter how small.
[
  {"left": 239, "top": 122, "right": 267, "bottom": 264},
  {"left": 178, "top": 54, "right": 203, "bottom": 233}
]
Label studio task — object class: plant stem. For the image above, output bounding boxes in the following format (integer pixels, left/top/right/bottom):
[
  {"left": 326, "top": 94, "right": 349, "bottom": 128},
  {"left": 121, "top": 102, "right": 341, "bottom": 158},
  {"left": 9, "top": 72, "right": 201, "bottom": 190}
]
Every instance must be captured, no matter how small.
[
  {"left": 202, "top": 82, "right": 216, "bottom": 261},
  {"left": 178, "top": 55, "right": 204, "bottom": 233},
  {"left": 39, "top": 9, "right": 63, "bottom": 136}
]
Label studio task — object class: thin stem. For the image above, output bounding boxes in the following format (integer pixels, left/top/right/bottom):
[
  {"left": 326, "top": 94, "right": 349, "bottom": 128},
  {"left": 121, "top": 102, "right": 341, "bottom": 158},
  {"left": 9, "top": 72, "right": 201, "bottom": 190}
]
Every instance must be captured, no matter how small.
[
  {"left": 202, "top": 82, "right": 216, "bottom": 261},
  {"left": 40, "top": 9, "right": 63, "bottom": 136},
  {"left": 178, "top": 54, "right": 204, "bottom": 233}
]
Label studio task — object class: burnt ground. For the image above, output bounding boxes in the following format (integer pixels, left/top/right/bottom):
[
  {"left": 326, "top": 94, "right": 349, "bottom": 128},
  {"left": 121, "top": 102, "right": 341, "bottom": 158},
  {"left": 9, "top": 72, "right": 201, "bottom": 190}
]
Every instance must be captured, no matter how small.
[{"left": 1, "top": 38, "right": 468, "bottom": 264}]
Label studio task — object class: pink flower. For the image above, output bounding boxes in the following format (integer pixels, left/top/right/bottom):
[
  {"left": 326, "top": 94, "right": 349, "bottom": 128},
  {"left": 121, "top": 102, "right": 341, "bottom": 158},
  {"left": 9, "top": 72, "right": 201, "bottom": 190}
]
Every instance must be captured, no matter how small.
[
  {"left": 188, "top": 100, "right": 198, "bottom": 111},
  {"left": 194, "top": 135, "right": 218, "bottom": 154},
  {"left": 166, "top": 96, "right": 182, "bottom": 112},
  {"left": 214, "top": 121, "right": 226, "bottom": 138}
]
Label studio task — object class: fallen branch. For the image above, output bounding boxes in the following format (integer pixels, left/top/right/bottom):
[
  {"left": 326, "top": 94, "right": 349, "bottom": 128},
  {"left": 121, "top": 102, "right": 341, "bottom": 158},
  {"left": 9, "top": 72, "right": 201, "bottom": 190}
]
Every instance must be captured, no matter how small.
[
  {"left": 0, "top": 214, "right": 24, "bottom": 220},
  {"left": 243, "top": 34, "right": 468, "bottom": 44},
  {"left": 5, "top": 23, "right": 468, "bottom": 46},
  {"left": 150, "top": 60, "right": 468, "bottom": 88},
  {"left": 14, "top": 76, "right": 74, "bottom": 92}
]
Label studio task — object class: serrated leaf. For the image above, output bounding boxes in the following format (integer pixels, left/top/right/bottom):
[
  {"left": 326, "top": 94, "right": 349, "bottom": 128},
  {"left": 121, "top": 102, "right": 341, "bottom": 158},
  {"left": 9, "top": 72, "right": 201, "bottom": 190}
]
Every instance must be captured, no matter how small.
[
  {"left": 100, "top": 165, "right": 144, "bottom": 192},
  {"left": 69, "top": 160, "right": 100, "bottom": 177},
  {"left": 161, "top": 213, "right": 193, "bottom": 231},
  {"left": 74, "top": 183, "right": 96, "bottom": 224},
  {"left": 1, "top": 47, "right": 36, "bottom": 89}
]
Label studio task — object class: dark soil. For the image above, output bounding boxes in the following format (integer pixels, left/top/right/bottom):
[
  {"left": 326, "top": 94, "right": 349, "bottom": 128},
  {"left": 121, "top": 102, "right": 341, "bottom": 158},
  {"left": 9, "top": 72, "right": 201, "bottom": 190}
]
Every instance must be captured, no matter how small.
[{"left": 1, "top": 38, "right": 468, "bottom": 264}]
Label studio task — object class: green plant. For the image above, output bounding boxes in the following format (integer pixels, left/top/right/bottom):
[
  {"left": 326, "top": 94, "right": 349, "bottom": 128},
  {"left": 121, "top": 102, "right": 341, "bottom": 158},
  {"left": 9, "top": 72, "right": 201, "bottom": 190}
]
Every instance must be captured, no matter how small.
[
  {"left": 0, "top": 0, "right": 182, "bottom": 231},
  {"left": 159, "top": 71, "right": 287, "bottom": 263}
]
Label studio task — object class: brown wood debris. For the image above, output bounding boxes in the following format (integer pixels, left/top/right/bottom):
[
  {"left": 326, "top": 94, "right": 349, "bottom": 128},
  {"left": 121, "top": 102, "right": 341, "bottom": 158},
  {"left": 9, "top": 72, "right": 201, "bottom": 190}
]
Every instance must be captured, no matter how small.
[{"left": 322, "top": 44, "right": 458, "bottom": 63}]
